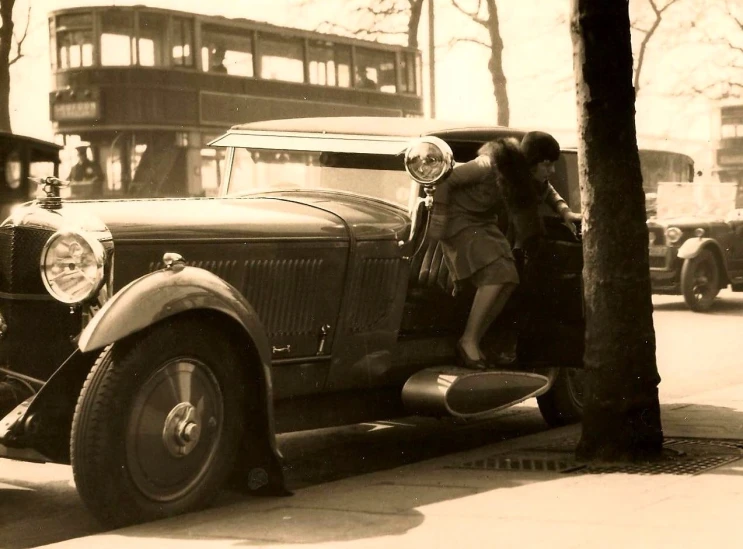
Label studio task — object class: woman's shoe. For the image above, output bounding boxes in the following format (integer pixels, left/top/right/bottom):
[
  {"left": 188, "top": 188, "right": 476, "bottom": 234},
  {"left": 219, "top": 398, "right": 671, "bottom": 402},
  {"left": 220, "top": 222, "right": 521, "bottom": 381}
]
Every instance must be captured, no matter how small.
[{"left": 456, "top": 341, "right": 488, "bottom": 371}]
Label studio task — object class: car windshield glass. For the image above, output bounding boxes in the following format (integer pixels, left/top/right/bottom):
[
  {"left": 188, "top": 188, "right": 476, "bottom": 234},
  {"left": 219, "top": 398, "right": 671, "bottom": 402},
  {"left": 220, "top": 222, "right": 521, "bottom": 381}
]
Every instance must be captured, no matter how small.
[
  {"left": 226, "top": 147, "right": 415, "bottom": 208},
  {"left": 655, "top": 182, "right": 738, "bottom": 219}
]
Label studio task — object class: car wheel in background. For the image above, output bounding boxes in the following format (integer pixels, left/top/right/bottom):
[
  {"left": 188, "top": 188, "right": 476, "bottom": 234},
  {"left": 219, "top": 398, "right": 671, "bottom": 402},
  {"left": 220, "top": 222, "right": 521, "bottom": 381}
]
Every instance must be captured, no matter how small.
[
  {"left": 681, "top": 249, "right": 720, "bottom": 312},
  {"left": 70, "top": 317, "right": 245, "bottom": 528},
  {"left": 536, "top": 367, "right": 584, "bottom": 427}
]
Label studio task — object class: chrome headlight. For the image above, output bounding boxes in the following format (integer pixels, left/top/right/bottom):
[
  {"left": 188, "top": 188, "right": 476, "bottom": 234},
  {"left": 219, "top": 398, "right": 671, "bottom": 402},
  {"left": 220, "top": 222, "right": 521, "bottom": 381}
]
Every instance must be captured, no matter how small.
[
  {"left": 404, "top": 136, "right": 454, "bottom": 185},
  {"left": 40, "top": 230, "right": 106, "bottom": 304},
  {"left": 665, "top": 226, "right": 683, "bottom": 244}
]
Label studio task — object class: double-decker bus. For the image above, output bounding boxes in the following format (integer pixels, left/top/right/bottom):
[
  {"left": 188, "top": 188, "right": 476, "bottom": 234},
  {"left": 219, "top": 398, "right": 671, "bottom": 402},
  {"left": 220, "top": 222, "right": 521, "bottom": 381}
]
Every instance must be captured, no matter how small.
[{"left": 48, "top": 5, "right": 423, "bottom": 199}]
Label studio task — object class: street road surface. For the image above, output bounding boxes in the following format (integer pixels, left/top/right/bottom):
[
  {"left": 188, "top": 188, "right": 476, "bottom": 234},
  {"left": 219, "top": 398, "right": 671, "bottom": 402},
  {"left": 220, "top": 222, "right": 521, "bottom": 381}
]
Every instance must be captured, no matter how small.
[{"left": 2, "top": 290, "right": 743, "bottom": 548}]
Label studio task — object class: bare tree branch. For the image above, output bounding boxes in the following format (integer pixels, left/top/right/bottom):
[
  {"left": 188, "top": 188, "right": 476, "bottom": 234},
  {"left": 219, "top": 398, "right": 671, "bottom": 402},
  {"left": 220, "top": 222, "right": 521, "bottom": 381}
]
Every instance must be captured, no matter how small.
[
  {"left": 447, "top": 36, "right": 490, "bottom": 49},
  {"left": 450, "top": 0, "right": 487, "bottom": 29},
  {"left": 631, "top": 0, "right": 682, "bottom": 94},
  {"left": 8, "top": 4, "right": 29, "bottom": 66}
]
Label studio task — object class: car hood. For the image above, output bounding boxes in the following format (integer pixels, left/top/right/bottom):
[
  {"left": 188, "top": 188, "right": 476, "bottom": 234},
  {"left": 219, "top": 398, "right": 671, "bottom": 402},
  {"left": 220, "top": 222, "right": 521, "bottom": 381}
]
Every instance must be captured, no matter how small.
[{"left": 9, "top": 194, "right": 410, "bottom": 242}]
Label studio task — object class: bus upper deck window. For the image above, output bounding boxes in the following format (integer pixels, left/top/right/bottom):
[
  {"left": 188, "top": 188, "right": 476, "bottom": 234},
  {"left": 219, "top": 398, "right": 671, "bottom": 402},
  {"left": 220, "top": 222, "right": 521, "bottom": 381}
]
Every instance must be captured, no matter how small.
[
  {"left": 355, "top": 48, "right": 397, "bottom": 94},
  {"left": 336, "top": 46, "right": 351, "bottom": 88},
  {"left": 172, "top": 17, "right": 194, "bottom": 67},
  {"left": 56, "top": 13, "right": 93, "bottom": 69},
  {"left": 260, "top": 34, "right": 304, "bottom": 83},
  {"left": 201, "top": 25, "right": 253, "bottom": 76},
  {"left": 399, "top": 52, "right": 418, "bottom": 95},
  {"left": 139, "top": 13, "right": 167, "bottom": 66},
  {"left": 309, "top": 41, "right": 335, "bottom": 86},
  {"left": 101, "top": 11, "right": 134, "bottom": 66}
]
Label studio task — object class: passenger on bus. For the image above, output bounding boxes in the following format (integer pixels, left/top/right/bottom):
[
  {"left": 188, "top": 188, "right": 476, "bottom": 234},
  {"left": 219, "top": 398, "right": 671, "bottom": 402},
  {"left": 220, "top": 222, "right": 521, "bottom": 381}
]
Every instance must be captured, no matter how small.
[
  {"left": 355, "top": 67, "right": 377, "bottom": 90},
  {"left": 67, "top": 144, "right": 104, "bottom": 199},
  {"left": 209, "top": 46, "right": 228, "bottom": 73}
]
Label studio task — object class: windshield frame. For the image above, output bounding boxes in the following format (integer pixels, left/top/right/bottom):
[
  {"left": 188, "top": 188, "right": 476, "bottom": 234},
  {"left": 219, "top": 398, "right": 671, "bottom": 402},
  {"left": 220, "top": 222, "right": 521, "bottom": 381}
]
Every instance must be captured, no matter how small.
[{"left": 214, "top": 130, "right": 418, "bottom": 212}]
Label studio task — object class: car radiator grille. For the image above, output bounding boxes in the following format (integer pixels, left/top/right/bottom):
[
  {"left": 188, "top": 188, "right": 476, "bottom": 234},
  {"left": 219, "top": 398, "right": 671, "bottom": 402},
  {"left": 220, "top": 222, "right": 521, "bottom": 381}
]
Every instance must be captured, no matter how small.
[
  {"left": 648, "top": 256, "right": 668, "bottom": 269},
  {"left": 0, "top": 225, "right": 53, "bottom": 294}
]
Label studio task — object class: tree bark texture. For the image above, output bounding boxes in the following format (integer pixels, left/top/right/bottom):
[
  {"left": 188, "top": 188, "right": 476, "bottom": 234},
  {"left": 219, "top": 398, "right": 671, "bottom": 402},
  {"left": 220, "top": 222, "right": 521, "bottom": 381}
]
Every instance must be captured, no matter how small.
[
  {"left": 485, "top": 0, "right": 509, "bottom": 126},
  {"left": 407, "top": 0, "right": 424, "bottom": 48},
  {"left": 0, "top": 0, "right": 14, "bottom": 132},
  {"left": 571, "top": 0, "right": 663, "bottom": 461}
]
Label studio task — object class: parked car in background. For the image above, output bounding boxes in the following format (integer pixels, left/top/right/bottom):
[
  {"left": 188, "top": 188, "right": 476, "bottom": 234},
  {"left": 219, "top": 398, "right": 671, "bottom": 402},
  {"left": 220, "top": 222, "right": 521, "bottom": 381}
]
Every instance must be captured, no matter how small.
[
  {"left": 648, "top": 181, "right": 743, "bottom": 311},
  {"left": 639, "top": 149, "right": 695, "bottom": 218},
  {"left": 0, "top": 132, "right": 60, "bottom": 220},
  {"left": 0, "top": 117, "right": 585, "bottom": 527}
]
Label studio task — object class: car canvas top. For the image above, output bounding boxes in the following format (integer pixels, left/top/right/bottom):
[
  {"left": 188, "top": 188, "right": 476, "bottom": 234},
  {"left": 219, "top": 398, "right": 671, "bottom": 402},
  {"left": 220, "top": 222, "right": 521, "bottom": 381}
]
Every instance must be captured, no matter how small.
[{"left": 213, "top": 117, "right": 530, "bottom": 156}]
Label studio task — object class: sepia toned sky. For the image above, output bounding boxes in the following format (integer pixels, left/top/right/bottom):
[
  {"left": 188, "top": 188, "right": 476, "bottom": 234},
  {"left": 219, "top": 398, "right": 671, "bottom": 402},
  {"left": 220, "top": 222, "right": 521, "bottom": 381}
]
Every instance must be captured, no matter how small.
[{"left": 11, "top": 0, "right": 718, "bottom": 169}]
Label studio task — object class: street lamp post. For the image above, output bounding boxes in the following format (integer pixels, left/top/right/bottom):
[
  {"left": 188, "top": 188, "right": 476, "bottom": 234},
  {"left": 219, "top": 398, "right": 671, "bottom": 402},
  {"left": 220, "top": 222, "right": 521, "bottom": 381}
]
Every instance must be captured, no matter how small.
[{"left": 428, "top": 0, "right": 436, "bottom": 118}]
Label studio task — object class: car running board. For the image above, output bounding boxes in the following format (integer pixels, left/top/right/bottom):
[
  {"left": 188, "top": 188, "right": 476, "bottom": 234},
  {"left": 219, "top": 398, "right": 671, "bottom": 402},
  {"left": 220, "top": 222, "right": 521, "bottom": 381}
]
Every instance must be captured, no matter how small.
[{"left": 401, "top": 366, "right": 552, "bottom": 421}]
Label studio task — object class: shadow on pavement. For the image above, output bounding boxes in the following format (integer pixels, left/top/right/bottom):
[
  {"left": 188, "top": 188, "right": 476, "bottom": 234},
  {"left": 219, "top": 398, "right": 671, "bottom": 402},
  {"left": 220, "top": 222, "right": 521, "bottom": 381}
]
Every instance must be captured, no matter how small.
[{"left": 111, "top": 402, "right": 743, "bottom": 546}]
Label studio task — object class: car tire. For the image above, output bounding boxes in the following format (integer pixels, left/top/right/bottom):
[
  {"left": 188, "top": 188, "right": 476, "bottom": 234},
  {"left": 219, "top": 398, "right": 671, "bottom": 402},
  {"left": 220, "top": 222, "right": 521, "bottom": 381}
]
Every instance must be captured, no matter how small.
[
  {"left": 537, "top": 367, "right": 584, "bottom": 427},
  {"left": 681, "top": 249, "right": 720, "bottom": 312},
  {"left": 70, "top": 316, "right": 246, "bottom": 528}
]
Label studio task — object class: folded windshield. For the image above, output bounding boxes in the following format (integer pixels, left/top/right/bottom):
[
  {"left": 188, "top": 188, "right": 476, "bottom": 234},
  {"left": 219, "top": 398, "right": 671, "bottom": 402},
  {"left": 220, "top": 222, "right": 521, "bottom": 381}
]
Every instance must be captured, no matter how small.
[{"left": 226, "top": 147, "right": 416, "bottom": 209}]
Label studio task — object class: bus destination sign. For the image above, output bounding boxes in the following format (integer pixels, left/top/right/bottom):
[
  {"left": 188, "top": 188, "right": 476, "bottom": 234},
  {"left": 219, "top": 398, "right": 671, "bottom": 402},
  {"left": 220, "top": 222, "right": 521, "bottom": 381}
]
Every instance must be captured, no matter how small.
[{"left": 53, "top": 101, "right": 99, "bottom": 121}]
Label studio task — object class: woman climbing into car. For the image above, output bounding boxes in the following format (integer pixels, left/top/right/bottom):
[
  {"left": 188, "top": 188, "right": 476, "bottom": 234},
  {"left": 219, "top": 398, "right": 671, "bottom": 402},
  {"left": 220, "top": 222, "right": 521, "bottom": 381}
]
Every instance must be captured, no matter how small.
[{"left": 439, "top": 131, "right": 579, "bottom": 370}]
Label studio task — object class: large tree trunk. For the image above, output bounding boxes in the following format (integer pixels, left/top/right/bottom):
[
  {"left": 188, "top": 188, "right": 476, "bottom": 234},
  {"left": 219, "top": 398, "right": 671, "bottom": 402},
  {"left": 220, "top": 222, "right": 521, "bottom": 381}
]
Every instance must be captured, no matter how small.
[
  {"left": 485, "top": 0, "right": 508, "bottom": 126},
  {"left": 571, "top": 0, "right": 663, "bottom": 461},
  {"left": 0, "top": 0, "right": 14, "bottom": 132}
]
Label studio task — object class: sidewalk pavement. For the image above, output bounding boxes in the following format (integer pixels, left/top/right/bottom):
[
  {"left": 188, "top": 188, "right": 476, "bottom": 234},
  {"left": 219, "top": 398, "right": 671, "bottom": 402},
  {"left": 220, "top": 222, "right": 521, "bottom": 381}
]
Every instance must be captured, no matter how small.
[{"left": 39, "top": 384, "right": 743, "bottom": 549}]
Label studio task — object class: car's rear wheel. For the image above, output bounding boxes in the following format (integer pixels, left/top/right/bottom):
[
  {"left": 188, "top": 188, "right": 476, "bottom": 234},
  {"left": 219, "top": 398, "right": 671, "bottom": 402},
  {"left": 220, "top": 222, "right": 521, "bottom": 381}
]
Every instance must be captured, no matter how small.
[
  {"left": 681, "top": 249, "right": 720, "bottom": 312},
  {"left": 70, "top": 317, "right": 245, "bottom": 528},
  {"left": 537, "top": 367, "right": 584, "bottom": 427}
]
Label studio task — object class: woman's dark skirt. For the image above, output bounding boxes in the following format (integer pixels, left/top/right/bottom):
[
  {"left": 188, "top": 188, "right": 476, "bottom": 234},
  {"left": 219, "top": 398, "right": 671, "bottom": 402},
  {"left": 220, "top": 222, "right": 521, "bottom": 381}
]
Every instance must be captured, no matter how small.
[{"left": 440, "top": 223, "right": 519, "bottom": 287}]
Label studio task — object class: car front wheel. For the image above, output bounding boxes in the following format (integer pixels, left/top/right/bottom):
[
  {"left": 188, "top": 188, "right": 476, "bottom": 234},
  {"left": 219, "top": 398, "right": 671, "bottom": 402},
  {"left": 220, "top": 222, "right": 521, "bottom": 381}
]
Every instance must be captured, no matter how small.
[
  {"left": 681, "top": 249, "right": 720, "bottom": 312},
  {"left": 537, "top": 367, "right": 584, "bottom": 427},
  {"left": 70, "top": 317, "right": 246, "bottom": 528}
]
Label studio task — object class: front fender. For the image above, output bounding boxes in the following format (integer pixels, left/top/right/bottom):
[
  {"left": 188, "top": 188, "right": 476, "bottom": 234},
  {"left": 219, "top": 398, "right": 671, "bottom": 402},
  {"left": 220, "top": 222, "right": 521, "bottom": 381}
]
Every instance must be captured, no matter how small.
[
  {"left": 78, "top": 265, "right": 270, "bottom": 366},
  {"left": 677, "top": 237, "right": 722, "bottom": 261},
  {"left": 76, "top": 265, "right": 285, "bottom": 493}
]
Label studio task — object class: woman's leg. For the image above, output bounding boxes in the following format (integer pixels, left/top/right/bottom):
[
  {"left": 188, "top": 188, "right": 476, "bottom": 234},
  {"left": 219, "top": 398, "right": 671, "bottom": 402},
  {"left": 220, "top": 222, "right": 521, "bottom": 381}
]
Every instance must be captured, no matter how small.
[
  {"left": 459, "top": 282, "right": 515, "bottom": 360},
  {"left": 477, "top": 282, "right": 516, "bottom": 342}
]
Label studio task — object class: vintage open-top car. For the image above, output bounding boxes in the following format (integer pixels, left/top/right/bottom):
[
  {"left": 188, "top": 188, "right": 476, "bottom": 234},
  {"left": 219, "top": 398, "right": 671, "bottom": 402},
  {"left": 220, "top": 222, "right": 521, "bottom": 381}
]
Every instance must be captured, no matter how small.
[
  {"left": 0, "top": 117, "right": 585, "bottom": 527},
  {"left": 647, "top": 181, "right": 743, "bottom": 311}
]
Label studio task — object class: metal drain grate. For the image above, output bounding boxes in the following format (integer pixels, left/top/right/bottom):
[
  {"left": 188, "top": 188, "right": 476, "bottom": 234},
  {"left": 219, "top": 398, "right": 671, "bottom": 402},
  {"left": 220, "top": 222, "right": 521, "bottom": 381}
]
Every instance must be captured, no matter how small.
[
  {"left": 452, "top": 454, "right": 579, "bottom": 473},
  {"left": 582, "top": 454, "right": 739, "bottom": 475},
  {"left": 448, "top": 437, "right": 743, "bottom": 476}
]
